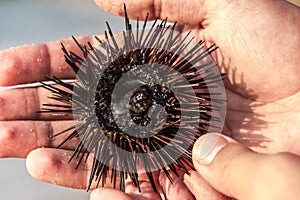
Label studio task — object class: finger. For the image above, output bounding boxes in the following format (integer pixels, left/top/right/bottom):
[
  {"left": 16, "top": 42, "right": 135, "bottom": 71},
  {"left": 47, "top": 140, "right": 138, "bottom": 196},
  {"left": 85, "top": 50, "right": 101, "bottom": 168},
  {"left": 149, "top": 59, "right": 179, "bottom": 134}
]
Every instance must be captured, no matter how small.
[
  {"left": 159, "top": 170, "right": 195, "bottom": 200},
  {"left": 192, "top": 133, "right": 300, "bottom": 200},
  {"left": 0, "top": 85, "right": 72, "bottom": 120},
  {"left": 0, "top": 120, "right": 78, "bottom": 158},
  {"left": 183, "top": 171, "right": 230, "bottom": 200},
  {"left": 125, "top": 178, "right": 162, "bottom": 200},
  {"left": 90, "top": 188, "right": 134, "bottom": 200},
  {"left": 26, "top": 148, "right": 162, "bottom": 194},
  {"left": 0, "top": 35, "right": 99, "bottom": 86},
  {"left": 26, "top": 148, "right": 110, "bottom": 190},
  {"left": 95, "top": 0, "right": 210, "bottom": 25}
]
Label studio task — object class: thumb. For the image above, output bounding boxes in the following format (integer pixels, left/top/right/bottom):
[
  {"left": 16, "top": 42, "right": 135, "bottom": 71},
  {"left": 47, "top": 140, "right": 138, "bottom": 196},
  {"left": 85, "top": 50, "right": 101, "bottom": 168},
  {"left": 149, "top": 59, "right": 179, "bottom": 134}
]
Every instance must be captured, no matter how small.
[{"left": 192, "top": 133, "right": 300, "bottom": 200}]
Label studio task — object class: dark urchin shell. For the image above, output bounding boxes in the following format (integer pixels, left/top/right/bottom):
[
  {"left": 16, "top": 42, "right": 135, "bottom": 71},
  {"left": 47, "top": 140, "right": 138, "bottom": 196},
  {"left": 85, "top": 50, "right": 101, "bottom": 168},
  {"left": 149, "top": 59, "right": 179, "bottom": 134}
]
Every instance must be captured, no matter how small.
[{"left": 40, "top": 4, "right": 226, "bottom": 193}]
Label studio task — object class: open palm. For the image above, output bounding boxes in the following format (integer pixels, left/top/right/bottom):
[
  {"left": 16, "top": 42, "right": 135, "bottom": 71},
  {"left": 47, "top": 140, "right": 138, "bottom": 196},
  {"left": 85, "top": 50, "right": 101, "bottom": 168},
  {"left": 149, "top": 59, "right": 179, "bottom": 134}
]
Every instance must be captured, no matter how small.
[{"left": 0, "top": 0, "right": 299, "bottom": 199}]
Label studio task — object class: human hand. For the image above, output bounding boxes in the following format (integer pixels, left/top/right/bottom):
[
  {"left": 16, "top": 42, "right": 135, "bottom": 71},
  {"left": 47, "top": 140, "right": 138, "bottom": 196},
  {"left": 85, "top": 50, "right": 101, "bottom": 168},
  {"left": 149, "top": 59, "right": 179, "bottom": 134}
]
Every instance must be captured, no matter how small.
[
  {"left": 183, "top": 133, "right": 300, "bottom": 200},
  {"left": 92, "top": 0, "right": 300, "bottom": 199},
  {"left": 96, "top": 0, "right": 300, "bottom": 154},
  {"left": 91, "top": 133, "right": 300, "bottom": 200},
  {"left": 0, "top": 36, "right": 110, "bottom": 189},
  {"left": 0, "top": 0, "right": 299, "bottom": 199}
]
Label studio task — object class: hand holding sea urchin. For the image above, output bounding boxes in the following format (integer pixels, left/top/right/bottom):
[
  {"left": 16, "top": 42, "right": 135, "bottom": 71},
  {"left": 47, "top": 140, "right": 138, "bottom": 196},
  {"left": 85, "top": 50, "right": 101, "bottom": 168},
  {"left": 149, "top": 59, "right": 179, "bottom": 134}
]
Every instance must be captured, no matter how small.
[{"left": 40, "top": 4, "right": 226, "bottom": 193}]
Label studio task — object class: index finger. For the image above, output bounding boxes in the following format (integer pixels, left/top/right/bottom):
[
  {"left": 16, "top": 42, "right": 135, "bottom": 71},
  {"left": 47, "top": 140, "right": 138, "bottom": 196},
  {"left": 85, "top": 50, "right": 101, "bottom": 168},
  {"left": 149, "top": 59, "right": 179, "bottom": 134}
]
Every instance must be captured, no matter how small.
[{"left": 0, "top": 36, "right": 98, "bottom": 86}]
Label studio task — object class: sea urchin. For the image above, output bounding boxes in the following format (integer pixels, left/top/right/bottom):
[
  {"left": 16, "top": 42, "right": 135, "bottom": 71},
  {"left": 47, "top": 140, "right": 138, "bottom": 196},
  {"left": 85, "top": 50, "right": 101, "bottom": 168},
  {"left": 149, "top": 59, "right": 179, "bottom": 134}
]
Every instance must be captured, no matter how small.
[{"left": 39, "top": 4, "right": 226, "bottom": 193}]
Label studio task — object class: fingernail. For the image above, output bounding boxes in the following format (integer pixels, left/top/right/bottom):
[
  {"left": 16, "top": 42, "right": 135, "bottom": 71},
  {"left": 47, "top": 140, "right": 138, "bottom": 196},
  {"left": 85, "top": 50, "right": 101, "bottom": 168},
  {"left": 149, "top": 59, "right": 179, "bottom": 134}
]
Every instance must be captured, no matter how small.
[{"left": 195, "top": 133, "right": 228, "bottom": 165}]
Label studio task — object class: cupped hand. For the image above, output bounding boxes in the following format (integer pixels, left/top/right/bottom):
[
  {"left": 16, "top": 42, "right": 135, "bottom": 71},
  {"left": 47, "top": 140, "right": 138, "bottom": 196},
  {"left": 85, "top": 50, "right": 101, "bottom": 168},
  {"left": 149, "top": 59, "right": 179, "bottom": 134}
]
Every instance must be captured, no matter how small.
[
  {"left": 0, "top": 0, "right": 299, "bottom": 199},
  {"left": 96, "top": 0, "right": 300, "bottom": 154}
]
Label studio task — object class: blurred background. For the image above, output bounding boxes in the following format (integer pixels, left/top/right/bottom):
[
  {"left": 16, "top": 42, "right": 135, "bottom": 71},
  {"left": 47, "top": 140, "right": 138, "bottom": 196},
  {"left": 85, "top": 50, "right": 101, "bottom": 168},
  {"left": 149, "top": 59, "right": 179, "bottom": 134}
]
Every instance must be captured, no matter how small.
[
  {"left": 0, "top": 0, "right": 125, "bottom": 50},
  {"left": 0, "top": 0, "right": 299, "bottom": 200},
  {"left": 0, "top": 0, "right": 124, "bottom": 199}
]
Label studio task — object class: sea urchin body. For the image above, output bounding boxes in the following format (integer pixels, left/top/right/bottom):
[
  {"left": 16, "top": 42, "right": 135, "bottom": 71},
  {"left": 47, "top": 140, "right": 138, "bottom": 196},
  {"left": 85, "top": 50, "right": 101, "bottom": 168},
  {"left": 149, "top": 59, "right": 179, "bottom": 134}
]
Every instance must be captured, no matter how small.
[{"left": 40, "top": 4, "right": 226, "bottom": 193}]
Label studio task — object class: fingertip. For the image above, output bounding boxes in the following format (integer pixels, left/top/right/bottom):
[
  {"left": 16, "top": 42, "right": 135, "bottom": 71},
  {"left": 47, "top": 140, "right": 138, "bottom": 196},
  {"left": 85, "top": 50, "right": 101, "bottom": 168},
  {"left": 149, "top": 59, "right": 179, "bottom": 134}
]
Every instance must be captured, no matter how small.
[
  {"left": 192, "top": 133, "right": 234, "bottom": 166},
  {"left": 159, "top": 170, "right": 195, "bottom": 200},
  {"left": 26, "top": 148, "right": 61, "bottom": 179},
  {"left": 90, "top": 188, "right": 134, "bottom": 200},
  {"left": 25, "top": 148, "right": 95, "bottom": 189},
  {"left": 0, "top": 44, "right": 50, "bottom": 86},
  {"left": 191, "top": 133, "right": 256, "bottom": 198},
  {"left": 26, "top": 148, "right": 44, "bottom": 177},
  {"left": 183, "top": 171, "right": 230, "bottom": 200},
  {"left": 125, "top": 181, "right": 162, "bottom": 200}
]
